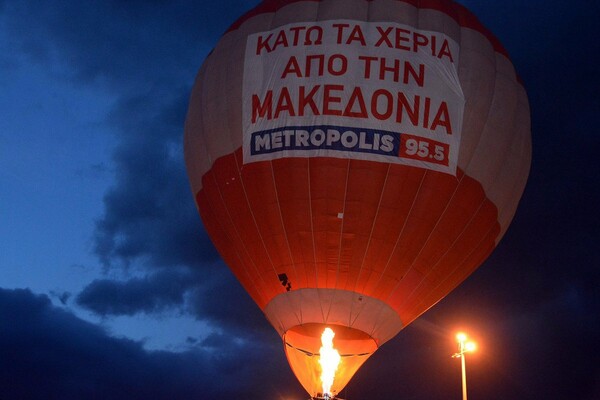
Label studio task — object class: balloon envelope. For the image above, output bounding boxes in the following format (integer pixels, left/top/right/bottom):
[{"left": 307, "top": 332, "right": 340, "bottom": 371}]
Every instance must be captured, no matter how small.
[{"left": 184, "top": 0, "right": 530, "bottom": 396}]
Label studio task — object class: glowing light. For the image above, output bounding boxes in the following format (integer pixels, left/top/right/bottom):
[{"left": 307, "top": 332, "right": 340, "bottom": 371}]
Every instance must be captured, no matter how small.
[
  {"left": 319, "top": 327, "right": 341, "bottom": 398},
  {"left": 456, "top": 332, "right": 476, "bottom": 352},
  {"left": 465, "top": 342, "right": 476, "bottom": 352}
]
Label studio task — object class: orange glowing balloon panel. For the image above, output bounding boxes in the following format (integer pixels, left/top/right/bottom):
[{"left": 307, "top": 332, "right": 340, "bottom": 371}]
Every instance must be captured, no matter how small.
[{"left": 184, "top": 0, "right": 530, "bottom": 396}]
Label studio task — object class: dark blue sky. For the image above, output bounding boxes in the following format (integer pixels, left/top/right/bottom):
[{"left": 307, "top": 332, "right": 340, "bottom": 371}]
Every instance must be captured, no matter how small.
[{"left": 0, "top": 1, "right": 598, "bottom": 399}]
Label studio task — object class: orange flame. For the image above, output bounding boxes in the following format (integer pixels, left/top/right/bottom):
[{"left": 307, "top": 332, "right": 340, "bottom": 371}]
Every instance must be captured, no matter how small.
[{"left": 319, "top": 327, "right": 341, "bottom": 397}]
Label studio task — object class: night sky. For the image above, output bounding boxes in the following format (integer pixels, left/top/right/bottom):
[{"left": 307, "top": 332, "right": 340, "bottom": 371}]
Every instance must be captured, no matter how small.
[{"left": 1, "top": 1, "right": 598, "bottom": 399}]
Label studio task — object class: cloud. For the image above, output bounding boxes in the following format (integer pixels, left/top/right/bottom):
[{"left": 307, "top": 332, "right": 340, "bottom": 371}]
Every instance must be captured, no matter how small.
[
  {"left": 76, "top": 269, "right": 196, "bottom": 316},
  {"left": 1, "top": 1, "right": 260, "bottom": 89},
  {"left": 49, "top": 290, "right": 71, "bottom": 305},
  {"left": 92, "top": 91, "right": 219, "bottom": 270},
  {"left": 76, "top": 265, "right": 275, "bottom": 342},
  {"left": 0, "top": 287, "right": 300, "bottom": 400},
  {"left": 186, "top": 270, "right": 277, "bottom": 339}
]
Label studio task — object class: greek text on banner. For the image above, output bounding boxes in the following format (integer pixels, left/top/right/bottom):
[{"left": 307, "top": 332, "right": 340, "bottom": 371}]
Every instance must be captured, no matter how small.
[{"left": 242, "top": 19, "right": 465, "bottom": 175}]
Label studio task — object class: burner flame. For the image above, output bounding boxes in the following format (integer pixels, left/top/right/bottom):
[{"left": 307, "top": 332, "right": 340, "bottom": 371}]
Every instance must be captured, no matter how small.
[{"left": 319, "top": 327, "right": 341, "bottom": 397}]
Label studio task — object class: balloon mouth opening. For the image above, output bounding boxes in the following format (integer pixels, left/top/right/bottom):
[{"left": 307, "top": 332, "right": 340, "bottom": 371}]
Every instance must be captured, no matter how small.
[{"left": 283, "top": 323, "right": 378, "bottom": 398}]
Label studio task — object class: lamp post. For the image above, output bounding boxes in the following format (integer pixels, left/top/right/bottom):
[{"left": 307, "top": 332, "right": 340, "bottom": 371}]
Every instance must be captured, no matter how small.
[{"left": 452, "top": 332, "right": 476, "bottom": 400}]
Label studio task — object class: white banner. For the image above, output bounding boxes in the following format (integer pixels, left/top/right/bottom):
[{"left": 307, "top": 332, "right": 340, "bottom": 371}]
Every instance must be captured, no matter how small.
[{"left": 242, "top": 20, "right": 464, "bottom": 175}]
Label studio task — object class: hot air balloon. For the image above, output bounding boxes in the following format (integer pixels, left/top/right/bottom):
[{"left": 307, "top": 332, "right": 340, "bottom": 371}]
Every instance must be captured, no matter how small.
[{"left": 184, "top": 0, "right": 531, "bottom": 397}]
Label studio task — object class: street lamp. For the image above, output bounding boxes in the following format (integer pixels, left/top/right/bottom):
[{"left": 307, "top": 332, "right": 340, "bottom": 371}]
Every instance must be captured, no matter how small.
[{"left": 452, "top": 332, "right": 476, "bottom": 400}]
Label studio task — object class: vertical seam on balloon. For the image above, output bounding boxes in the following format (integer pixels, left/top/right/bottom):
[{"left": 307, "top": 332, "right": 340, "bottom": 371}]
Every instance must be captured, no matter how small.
[
  {"left": 347, "top": 0, "right": 377, "bottom": 326},
  {"left": 315, "top": 0, "right": 323, "bottom": 22},
  {"left": 270, "top": 160, "right": 296, "bottom": 272},
  {"left": 495, "top": 130, "right": 530, "bottom": 244},
  {"left": 456, "top": 27, "right": 499, "bottom": 175},
  {"left": 485, "top": 120, "right": 522, "bottom": 243},
  {"left": 271, "top": 3, "right": 310, "bottom": 327},
  {"left": 367, "top": 301, "right": 390, "bottom": 342},
  {"left": 307, "top": 158, "right": 318, "bottom": 270},
  {"left": 327, "top": 159, "right": 351, "bottom": 325},
  {"left": 307, "top": 159, "right": 318, "bottom": 325},
  {"left": 344, "top": 0, "right": 372, "bottom": 327},
  {"left": 313, "top": 0, "right": 328, "bottom": 325},
  {"left": 335, "top": 159, "right": 352, "bottom": 287},
  {"left": 197, "top": 62, "right": 215, "bottom": 187},
  {"left": 226, "top": 35, "right": 241, "bottom": 165},
  {"left": 206, "top": 168, "right": 268, "bottom": 308},
  {"left": 270, "top": 159, "right": 303, "bottom": 327},
  {"left": 491, "top": 87, "right": 531, "bottom": 243},
  {"left": 493, "top": 170, "right": 522, "bottom": 242},
  {"left": 231, "top": 154, "right": 276, "bottom": 283},
  {"left": 369, "top": 170, "right": 428, "bottom": 298},
  {"left": 315, "top": 1, "right": 331, "bottom": 321},
  {"left": 349, "top": 163, "right": 391, "bottom": 326},
  {"left": 460, "top": 53, "right": 520, "bottom": 242}
]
